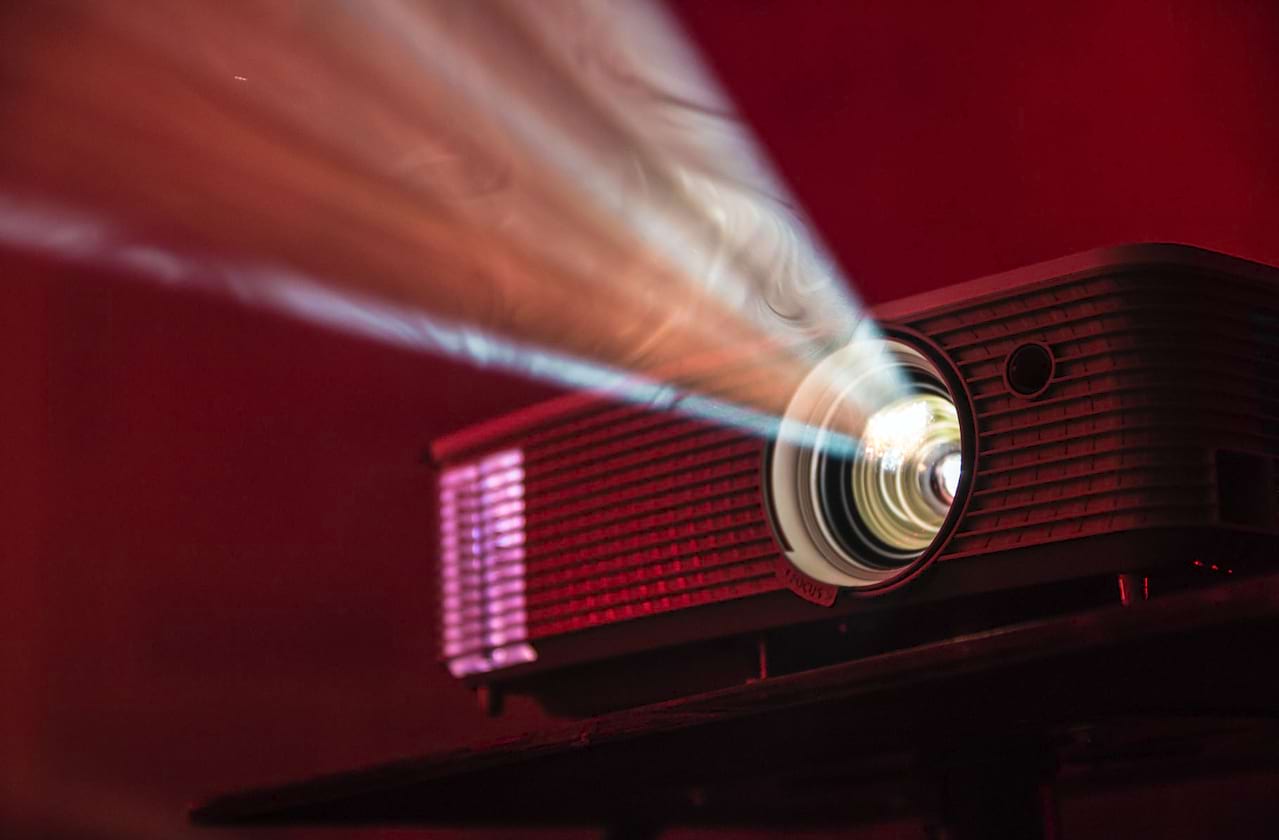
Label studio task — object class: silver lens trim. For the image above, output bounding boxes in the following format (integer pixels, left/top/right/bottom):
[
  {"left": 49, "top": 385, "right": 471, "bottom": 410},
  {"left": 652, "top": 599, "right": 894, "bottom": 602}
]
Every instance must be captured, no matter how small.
[{"left": 768, "top": 338, "right": 964, "bottom": 588}]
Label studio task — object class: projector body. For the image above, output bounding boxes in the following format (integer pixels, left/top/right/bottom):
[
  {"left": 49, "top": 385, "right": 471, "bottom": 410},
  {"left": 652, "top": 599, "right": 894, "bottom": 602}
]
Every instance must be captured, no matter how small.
[{"left": 433, "top": 244, "right": 1279, "bottom": 714}]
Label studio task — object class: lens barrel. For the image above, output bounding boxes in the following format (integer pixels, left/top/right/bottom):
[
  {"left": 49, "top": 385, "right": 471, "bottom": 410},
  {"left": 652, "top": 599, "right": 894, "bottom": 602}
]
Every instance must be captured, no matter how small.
[{"left": 768, "top": 336, "right": 970, "bottom": 589}]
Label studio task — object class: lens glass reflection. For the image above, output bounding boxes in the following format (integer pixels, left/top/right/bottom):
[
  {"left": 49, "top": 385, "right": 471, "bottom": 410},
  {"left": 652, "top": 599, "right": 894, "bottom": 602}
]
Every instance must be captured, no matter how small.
[{"left": 851, "top": 393, "right": 961, "bottom": 552}]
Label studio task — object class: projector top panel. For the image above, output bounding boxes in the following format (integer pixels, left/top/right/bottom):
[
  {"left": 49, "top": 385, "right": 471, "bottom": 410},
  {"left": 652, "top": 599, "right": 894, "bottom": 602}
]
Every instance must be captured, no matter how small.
[
  {"left": 431, "top": 243, "right": 1277, "bottom": 464},
  {"left": 873, "top": 242, "right": 1277, "bottom": 321}
]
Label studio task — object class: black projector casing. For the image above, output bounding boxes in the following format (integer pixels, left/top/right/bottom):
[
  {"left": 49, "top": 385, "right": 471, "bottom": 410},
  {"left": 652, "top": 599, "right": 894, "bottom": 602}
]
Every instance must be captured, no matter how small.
[{"left": 432, "top": 244, "right": 1279, "bottom": 714}]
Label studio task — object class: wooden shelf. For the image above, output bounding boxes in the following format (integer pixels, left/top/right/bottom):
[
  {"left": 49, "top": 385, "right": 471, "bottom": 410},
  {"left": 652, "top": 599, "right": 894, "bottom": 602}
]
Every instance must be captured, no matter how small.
[{"left": 192, "top": 573, "right": 1279, "bottom": 835}]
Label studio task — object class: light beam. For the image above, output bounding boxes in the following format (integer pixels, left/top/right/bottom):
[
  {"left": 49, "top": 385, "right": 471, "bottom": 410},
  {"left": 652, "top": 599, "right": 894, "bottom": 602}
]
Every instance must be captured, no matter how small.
[{"left": 0, "top": 0, "right": 911, "bottom": 445}]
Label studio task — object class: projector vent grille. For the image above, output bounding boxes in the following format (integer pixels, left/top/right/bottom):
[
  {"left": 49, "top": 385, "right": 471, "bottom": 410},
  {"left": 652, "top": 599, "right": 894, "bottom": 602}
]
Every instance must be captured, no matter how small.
[{"left": 438, "top": 449, "right": 537, "bottom": 678}]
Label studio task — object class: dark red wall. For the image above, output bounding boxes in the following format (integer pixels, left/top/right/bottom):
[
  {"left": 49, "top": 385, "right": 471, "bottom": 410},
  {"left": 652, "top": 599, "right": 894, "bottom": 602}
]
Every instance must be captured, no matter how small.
[
  {"left": 5, "top": 1, "right": 1279, "bottom": 837},
  {"left": 677, "top": 0, "right": 1279, "bottom": 297}
]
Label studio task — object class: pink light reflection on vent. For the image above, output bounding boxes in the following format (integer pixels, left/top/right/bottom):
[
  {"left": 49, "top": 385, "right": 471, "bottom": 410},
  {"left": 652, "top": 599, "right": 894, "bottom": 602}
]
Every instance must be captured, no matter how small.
[{"left": 439, "top": 449, "right": 537, "bottom": 678}]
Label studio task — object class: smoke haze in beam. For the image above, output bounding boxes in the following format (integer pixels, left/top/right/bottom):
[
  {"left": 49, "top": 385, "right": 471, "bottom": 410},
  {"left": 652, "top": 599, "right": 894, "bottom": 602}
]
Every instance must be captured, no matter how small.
[
  {"left": 368, "top": 0, "right": 865, "bottom": 356},
  {"left": 0, "top": 0, "right": 909, "bottom": 441}
]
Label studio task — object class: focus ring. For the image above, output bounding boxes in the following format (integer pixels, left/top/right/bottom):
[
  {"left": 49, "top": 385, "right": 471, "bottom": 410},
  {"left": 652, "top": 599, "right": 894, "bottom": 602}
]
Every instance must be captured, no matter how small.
[{"left": 766, "top": 335, "right": 972, "bottom": 590}]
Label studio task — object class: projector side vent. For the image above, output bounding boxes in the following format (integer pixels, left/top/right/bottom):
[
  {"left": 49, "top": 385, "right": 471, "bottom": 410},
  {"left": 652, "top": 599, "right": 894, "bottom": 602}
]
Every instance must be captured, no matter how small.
[
  {"left": 909, "top": 269, "right": 1279, "bottom": 558},
  {"left": 439, "top": 449, "right": 537, "bottom": 677},
  {"left": 1216, "top": 450, "right": 1276, "bottom": 528}
]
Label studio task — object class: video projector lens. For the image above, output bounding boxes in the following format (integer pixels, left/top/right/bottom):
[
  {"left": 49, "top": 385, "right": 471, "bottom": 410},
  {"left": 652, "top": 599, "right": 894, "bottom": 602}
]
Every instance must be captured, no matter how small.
[{"left": 768, "top": 337, "right": 971, "bottom": 589}]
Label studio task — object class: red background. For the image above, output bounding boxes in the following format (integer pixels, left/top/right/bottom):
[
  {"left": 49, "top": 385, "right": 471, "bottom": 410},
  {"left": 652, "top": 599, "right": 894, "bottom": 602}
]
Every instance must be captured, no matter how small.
[{"left": 5, "top": 1, "right": 1279, "bottom": 837}]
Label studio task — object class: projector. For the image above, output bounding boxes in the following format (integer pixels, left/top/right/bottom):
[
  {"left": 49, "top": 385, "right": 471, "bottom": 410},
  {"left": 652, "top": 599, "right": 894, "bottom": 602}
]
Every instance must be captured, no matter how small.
[{"left": 432, "top": 244, "right": 1279, "bottom": 714}]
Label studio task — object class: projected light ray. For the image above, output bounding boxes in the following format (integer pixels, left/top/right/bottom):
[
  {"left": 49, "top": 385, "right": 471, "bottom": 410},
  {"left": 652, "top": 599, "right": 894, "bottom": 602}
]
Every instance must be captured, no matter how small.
[
  {"left": 0, "top": 193, "right": 861, "bottom": 457},
  {"left": 0, "top": 0, "right": 911, "bottom": 443}
]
